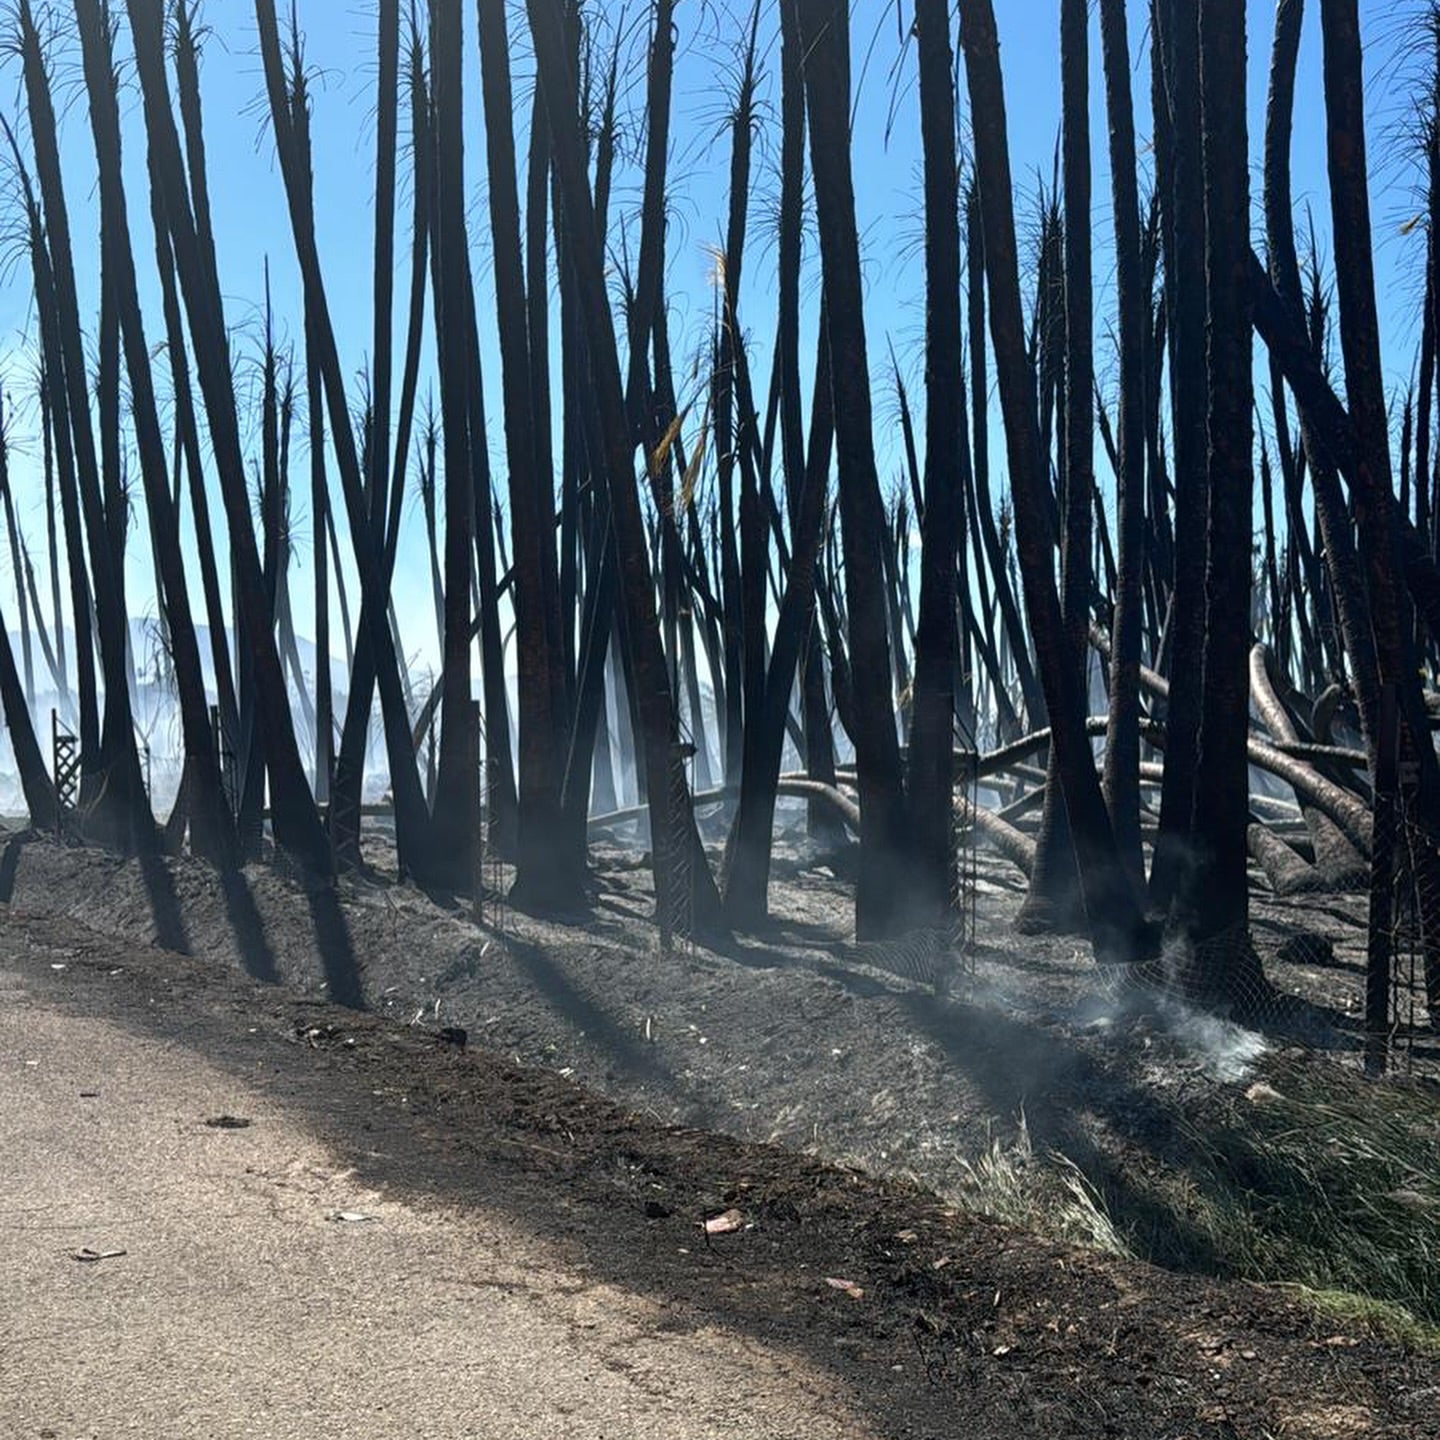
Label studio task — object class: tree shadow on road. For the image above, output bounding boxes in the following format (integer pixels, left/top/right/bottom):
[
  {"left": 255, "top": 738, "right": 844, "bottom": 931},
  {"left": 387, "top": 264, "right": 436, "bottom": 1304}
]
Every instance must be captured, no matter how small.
[
  {"left": 138, "top": 853, "right": 192, "bottom": 956},
  {"left": 8, "top": 917, "right": 1432, "bottom": 1440}
]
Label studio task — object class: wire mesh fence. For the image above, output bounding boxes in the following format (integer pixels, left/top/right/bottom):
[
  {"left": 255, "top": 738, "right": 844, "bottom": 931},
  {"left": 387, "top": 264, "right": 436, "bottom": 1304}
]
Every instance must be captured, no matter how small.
[
  {"left": 474, "top": 753, "right": 509, "bottom": 939},
  {"left": 658, "top": 734, "right": 695, "bottom": 957}
]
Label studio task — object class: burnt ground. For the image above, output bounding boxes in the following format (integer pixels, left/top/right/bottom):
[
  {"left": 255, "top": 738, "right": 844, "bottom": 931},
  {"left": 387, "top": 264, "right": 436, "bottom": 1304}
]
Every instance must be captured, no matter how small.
[{"left": 2, "top": 817, "right": 1439, "bottom": 1436}]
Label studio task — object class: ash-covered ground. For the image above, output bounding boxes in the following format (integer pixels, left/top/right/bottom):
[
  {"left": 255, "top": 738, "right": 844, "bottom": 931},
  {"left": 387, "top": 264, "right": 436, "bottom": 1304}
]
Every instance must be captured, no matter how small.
[{"left": 4, "top": 803, "right": 1433, "bottom": 1266}]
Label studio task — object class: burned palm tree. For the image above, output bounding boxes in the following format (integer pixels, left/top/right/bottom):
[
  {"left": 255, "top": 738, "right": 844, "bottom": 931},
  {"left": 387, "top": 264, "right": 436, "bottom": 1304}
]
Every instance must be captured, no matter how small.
[
  {"left": 526, "top": 0, "right": 722, "bottom": 931},
  {"left": 126, "top": 0, "right": 331, "bottom": 872},
  {"left": 791, "top": 0, "right": 909, "bottom": 939},
  {"left": 959, "top": 0, "right": 1152, "bottom": 965},
  {"left": 17, "top": 0, "right": 153, "bottom": 854},
  {"left": 73, "top": 0, "right": 234, "bottom": 864},
  {"left": 1017, "top": 0, "right": 1093, "bottom": 937},
  {"left": 1098, "top": 0, "right": 1147, "bottom": 894},
  {"left": 1167, "top": 0, "right": 1261, "bottom": 1003},
  {"left": 905, "top": 0, "right": 965, "bottom": 927},
  {"left": 477, "top": 0, "right": 578, "bottom": 912}
]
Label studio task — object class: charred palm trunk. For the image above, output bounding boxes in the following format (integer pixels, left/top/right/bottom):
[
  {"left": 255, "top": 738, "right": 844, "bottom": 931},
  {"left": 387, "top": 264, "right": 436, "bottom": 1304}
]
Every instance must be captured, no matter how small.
[
  {"left": 1171, "top": 0, "right": 1261, "bottom": 1006},
  {"left": 725, "top": 16, "right": 771, "bottom": 884},
  {"left": 425, "top": 0, "right": 480, "bottom": 892},
  {"left": 0, "top": 395, "right": 34, "bottom": 712},
  {"left": 775, "top": 0, "right": 838, "bottom": 841},
  {"left": 792, "top": 0, "right": 910, "bottom": 939},
  {"left": 22, "top": 236, "right": 98, "bottom": 761},
  {"left": 906, "top": 0, "right": 964, "bottom": 925},
  {"left": 1099, "top": 0, "right": 1148, "bottom": 893},
  {"left": 526, "top": 0, "right": 722, "bottom": 931},
  {"left": 959, "top": 0, "right": 1151, "bottom": 965},
  {"left": 966, "top": 186, "right": 1044, "bottom": 731},
  {"left": 129, "top": 0, "right": 331, "bottom": 873},
  {"left": 1318, "top": 0, "right": 1440, "bottom": 1021},
  {"left": 1018, "top": 0, "right": 1093, "bottom": 935},
  {"left": 148, "top": 183, "right": 239, "bottom": 757},
  {"left": 18, "top": 2, "right": 152, "bottom": 855},
  {"left": 0, "top": 592, "right": 57, "bottom": 831},
  {"left": 1149, "top": 0, "right": 1208, "bottom": 913},
  {"left": 76, "top": 0, "right": 234, "bottom": 865},
  {"left": 329, "top": 15, "right": 430, "bottom": 856},
  {"left": 1263, "top": 0, "right": 1375, "bottom": 888},
  {"left": 721, "top": 309, "right": 834, "bottom": 926},
  {"left": 252, "top": 0, "right": 434, "bottom": 878},
  {"left": 40, "top": 380, "right": 69, "bottom": 711},
  {"left": 309, "top": 339, "right": 333, "bottom": 804},
  {"left": 478, "top": 0, "right": 580, "bottom": 911}
]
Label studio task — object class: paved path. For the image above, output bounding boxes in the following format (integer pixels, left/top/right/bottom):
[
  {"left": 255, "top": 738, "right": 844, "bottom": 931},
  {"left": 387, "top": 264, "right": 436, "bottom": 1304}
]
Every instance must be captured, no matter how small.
[{"left": 0, "top": 921, "right": 874, "bottom": 1440}]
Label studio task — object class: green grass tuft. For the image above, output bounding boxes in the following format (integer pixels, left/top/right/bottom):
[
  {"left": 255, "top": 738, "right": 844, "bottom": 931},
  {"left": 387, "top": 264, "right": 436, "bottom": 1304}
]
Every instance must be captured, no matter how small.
[
  {"left": 1105, "top": 1054, "right": 1440, "bottom": 1334},
  {"left": 1279, "top": 1285, "right": 1440, "bottom": 1355}
]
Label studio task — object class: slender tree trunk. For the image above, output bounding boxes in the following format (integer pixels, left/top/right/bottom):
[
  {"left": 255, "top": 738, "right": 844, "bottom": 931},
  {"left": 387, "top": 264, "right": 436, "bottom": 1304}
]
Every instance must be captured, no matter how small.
[
  {"left": 17, "top": 2, "right": 152, "bottom": 854},
  {"left": 425, "top": 0, "right": 480, "bottom": 892},
  {"left": 722, "top": 310, "right": 834, "bottom": 925},
  {"left": 1098, "top": 0, "right": 1148, "bottom": 894},
  {"left": 959, "top": 0, "right": 1152, "bottom": 964},
  {"left": 76, "top": 0, "right": 234, "bottom": 865},
  {"left": 966, "top": 185, "right": 1044, "bottom": 731},
  {"left": 526, "top": 0, "right": 722, "bottom": 930},
  {"left": 907, "top": 0, "right": 964, "bottom": 924},
  {"left": 1318, "top": 0, "right": 1440, "bottom": 1018},
  {"left": 478, "top": 0, "right": 579, "bottom": 910},
  {"left": 1171, "top": 0, "right": 1260, "bottom": 1004},
  {"left": 41, "top": 380, "right": 68, "bottom": 710},
  {"left": 0, "top": 394, "right": 35, "bottom": 712},
  {"left": 252, "top": 0, "right": 433, "bottom": 876},
  {"left": 1019, "top": 0, "right": 1094, "bottom": 934},
  {"left": 792, "top": 0, "right": 910, "bottom": 939},
  {"left": 1149, "top": 0, "right": 1208, "bottom": 913},
  {"left": 128, "top": 0, "right": 332, "bottom": 872}
]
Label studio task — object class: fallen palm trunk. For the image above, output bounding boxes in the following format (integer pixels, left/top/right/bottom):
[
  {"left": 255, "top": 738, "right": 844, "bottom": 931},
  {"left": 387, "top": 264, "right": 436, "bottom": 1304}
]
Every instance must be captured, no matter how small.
[
  {"left": 586, "top": 769, "right": 1037, "bottom": 881},
  {"left": 1250, "top": 645, "right": 1367, "bottom": 888},
  {"left": 1088, "top": 627, "right": 1375, "bottom": 857},
  {"left": 1247, "top": 818, "right": 1329, "bottom": 896}
]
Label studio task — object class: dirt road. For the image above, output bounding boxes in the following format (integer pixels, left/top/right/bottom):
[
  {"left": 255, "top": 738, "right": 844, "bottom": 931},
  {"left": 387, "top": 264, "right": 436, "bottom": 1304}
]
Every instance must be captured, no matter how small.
[
  {"left": 2, "top": 896, "right": 1435, "bottom": 1439},
  {"left": 0, "top": 922, "right": 877, "bottom": 1440}
]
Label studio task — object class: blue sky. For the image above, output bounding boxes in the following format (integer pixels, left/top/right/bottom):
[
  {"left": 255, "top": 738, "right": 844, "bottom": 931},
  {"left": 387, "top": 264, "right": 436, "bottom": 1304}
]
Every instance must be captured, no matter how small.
[{"left": 0, "top": 0, "right": 1431, "bottom": 674}]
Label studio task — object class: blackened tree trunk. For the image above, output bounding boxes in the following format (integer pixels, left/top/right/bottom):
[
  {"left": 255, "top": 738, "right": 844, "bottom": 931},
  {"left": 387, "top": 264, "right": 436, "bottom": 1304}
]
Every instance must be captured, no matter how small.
[
  {"left": 0, "top": 397, "right": 34, "bottom": 712},
  {"left": 40, "top": 379, "right": 69, "bottom": 711},
  {"left": 17, "top": 1, "right": 152, "bottom": 855},
  {"left": 128, "top": 0, "right": 331, "bottom": 873},
  {"left": 308, "top": 336, "right": 333, "bottom": 804},
  {"left": 1098, "top": 0, "right": 1148, "bottom": 893},
  {"left": 792, "top": 0, "right": 910, "bottom": 938},
  {"left": 1172, "top": 0, "right": 1259, "bottom": 1003},
  {"left": 722, "top": 309, "right": 834, "bottom": 926},
  {"left": 1318, "top": 0, "right": 1440, "bottom": 1018},
  {"left": 966, "top": 184, "right": 1044, "bottom": 731},
  {"left": 252, "top": 0, "right": 434, "bottom": 878},
  {"left": 907, "top": 0, "right": 964, "bottom": 925},
  {"left": 959, "top": 0, "right": 1152, "bottom": 964},
  {"left": 1019, "top": 0, "right": 1094, "bottom": 935},
  {"left": 0, "top": 595, "right": 57, "bottom": 831},
  {"left": 477, "top": 0, "right": 579, "bottom": 911},
  {"left": 76, "top": 0, "right": 235, "bottom": 866},
  {"left": 1149, "top": 0, "right": 1209, "bottom": 914},
  {"left": 526, "top": 0, "right": 722, "bottom": 931},
  {"left": 774, "top": 0, "right": 839, "bottom": 842},
  {"left": 426, "top": 0, "right": 480, "bottom": 892},
  {"left": 1263, "top": 0, "right": 1378, "bottom": 889}
]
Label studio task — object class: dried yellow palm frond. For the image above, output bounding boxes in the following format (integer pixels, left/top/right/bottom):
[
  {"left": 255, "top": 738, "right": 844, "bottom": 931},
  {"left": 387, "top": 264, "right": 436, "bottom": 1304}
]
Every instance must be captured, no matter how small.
[
  {"left": 649, "top": 410, "right": 686, "bottom": 481},
  {"left": 677, "top": 394, "right": 713, "bottom": 515}
]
